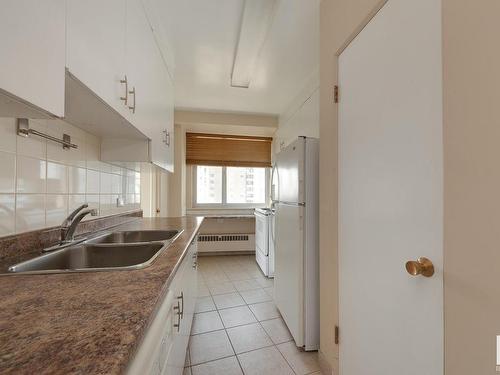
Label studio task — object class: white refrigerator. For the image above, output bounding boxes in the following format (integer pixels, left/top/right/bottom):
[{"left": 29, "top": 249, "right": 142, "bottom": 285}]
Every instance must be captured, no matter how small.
[{"left": 271, "top": 136, "right": 319, "bottom": 351}]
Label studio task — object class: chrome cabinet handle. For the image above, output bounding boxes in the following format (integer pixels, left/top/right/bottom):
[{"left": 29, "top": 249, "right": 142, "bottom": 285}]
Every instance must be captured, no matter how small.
[
  {"left": 192, "top": 252, "right": 198, "bottom": 269},
  {"left": 128, "top": 86, "right": 136, "bottom": 113},
  {"left": 120, "top": 75, "right": 128, "bottom": 105},
  {"left": 163, "top": 130, "right": 170, "bottom": 147},
  {"left": 177, "top": 292, "right": 184, "bottom": 319},
  {"left": 173, "top": 301, "right": 181, "bottom": 332}
]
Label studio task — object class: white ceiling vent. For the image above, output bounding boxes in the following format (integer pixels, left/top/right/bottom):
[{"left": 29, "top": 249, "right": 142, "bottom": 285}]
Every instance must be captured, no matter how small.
[{"left": 231, "top": 0, "right": 278, "bottom": 88}]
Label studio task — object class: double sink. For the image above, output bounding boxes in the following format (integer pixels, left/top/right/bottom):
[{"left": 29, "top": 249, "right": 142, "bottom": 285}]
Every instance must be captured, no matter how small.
[{"left": 7, "top": 230, "right": 182, "bottom": 275}]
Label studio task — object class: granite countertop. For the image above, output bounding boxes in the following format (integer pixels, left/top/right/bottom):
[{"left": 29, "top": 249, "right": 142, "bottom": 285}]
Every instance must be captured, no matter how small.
[{"left": 0, "top": 216, "right": 204, "bottom": 375}]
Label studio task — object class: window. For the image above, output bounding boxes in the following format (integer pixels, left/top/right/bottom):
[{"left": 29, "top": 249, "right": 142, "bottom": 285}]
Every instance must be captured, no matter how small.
[
  {"left": 196, "top": 166, "right": 223, "bottom": 204},
  {"left": 194, "top": 166, "right": 268, "bottom": 207}
]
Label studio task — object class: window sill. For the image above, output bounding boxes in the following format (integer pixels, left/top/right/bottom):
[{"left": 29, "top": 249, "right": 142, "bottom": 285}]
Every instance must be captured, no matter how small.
[{"left": 186, "top": 208, "right": 259, "bottom": 217}]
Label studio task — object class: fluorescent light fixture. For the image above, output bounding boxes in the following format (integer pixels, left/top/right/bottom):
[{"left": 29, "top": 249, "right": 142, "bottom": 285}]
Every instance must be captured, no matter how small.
[{"left": 231, "top": 0, "right": 278, "bottom": 88}]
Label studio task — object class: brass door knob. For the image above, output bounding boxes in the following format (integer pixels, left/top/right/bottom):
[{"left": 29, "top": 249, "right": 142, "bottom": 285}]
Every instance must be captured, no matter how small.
[{"left": 405, "top": 257, "right": 434, "bottom": 277}]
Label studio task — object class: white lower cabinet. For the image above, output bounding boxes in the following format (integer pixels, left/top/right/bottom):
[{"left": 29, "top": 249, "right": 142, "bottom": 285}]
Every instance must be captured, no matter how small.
[{"left": 127, "top": 238, "right": 198, "bottom": 375}]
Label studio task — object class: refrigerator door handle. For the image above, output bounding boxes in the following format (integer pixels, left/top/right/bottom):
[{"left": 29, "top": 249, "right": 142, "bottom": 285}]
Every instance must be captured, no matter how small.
[
  {"left": 271, "top": 163, "right": 277, "bottom": 202},
  {"left": 271, "top": 162, "right": 281, "bottom": 203}
]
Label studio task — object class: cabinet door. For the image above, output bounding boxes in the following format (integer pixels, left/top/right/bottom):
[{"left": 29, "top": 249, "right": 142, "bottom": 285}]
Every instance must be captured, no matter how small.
[
  {"left": 0, "top": 0, "right": 65, "bottom": 117},
  {"left": 165, "top": 258, "right": 187, "bottom": 374},
  {"left": 126, "top": 0, "right": 174, "bottom": 172},
  {"left": 149, "top": 73, "right": 174, "bottom": 172},
  {"left": 66, "top": 0, "right": 128, "bottom": 119}
]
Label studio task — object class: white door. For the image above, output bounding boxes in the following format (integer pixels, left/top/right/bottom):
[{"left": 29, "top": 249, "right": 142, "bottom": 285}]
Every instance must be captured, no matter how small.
[{"left": 338, "top": 0, "right": 443, "bottom": 374}]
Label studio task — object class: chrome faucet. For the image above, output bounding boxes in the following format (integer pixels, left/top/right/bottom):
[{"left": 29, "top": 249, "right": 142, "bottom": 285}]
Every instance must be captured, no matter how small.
[
  {"left": 62, "top": 206, "right": 99, "bottom": 243},
  {"left": 43, "top": 204, "right": 98, "bottom": 252}
]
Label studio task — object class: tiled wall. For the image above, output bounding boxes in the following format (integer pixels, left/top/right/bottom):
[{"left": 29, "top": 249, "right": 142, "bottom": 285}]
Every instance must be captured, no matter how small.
[{"left": 0, "top": 118, "right": 141, "bottom": 237}]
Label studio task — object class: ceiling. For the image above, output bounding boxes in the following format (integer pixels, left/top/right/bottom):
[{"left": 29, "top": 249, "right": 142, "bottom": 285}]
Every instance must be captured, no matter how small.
[{"left": 159, "top": 0, "right": 320, "bottom": 116}]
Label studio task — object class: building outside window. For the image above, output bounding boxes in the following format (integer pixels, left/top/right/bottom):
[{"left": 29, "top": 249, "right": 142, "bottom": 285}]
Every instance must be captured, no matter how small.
[{"left": 195, "top": 165, "right": 268, "bottom": 207}]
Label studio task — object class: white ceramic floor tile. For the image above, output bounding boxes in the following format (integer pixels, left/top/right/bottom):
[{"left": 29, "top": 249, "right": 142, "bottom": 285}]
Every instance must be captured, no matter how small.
[
  {"left": 248, "top": 301, "right": 281, "bottom": 321},
  {"left": 209, "top": 282, "right": 236, "bottom": 296},
  {"left": 189, "top": 330, "right": 234, "bottom": 365},
  {"left": 226, "top": 323, "right": 273, "bottom": 354},
  {"left": 224, "top": 270, "right": 253, "bottom": 281},
  {"left": 191, "top": 356, "right": 242, "bottom": 375},
  {"left": 204, "top": 275, "right": 231, "bottom": 286},
  {"left": 260, "top": 318, "right": 293, "bottom": 345},
  {"left": 195, "top": 296, "right": 216, "bottom": 313},
  {"left": 191, "top": 311, "right": 224, "bottom": 335},
  {"left": 219, "top": 306, "right": 257, "bottom": 328},
  {"left": 264, "top": 286, "right": 274, "bottom": 298},
  {"left": 198, "top": 284, "right": 211, "bottom": 297},
  {"left": 256, "top": 277, "right": 274, "bottom": 288},
  {"left": 277, "top": 341, "right": 321, "bottom": 375},
  {"left": 240, "top": 288, "right": 272, "bottom": 304},
  {"left": 213, "top": 292, "right": 245, "bottom": 310},
  {"left": 245, "top": 268, "right": 266, "bottom": 279},
  {"left": 232, "top": 279, "right": 262, "bottom": 292},
  {"left": 237, "top": 346, "right": 294, "bottom": 375}
]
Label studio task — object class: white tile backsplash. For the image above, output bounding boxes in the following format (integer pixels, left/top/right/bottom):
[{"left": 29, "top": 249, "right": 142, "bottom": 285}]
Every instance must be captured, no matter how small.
[
  {"left": 17, "top": 119, "right": 47, "bottom": 159},
  {"left": 17, "top": 156, "right": 46, "bottom": 194},
  {"left": 69, "top": 166, "right": 86, "bottom": 194},
  {"left": 100, "top": 172, "right": 112, "bottom": 194},
  {"left": 0, "top": 194, "right": 15, "bottom": 235},
  {"left": 0, "top": 118, "right": 141, "bottom": 237},
  {"left": 0, "top": 118, "right": 16, "bottom": 153},
  {"left": 47, "top": 162, "right": 68, "bottom": 194},
  {"left": 0, "top": 151, "right": 16, "bottom": 193},
  {"left": 16, "top": 194, "right": 45, "bottom": 232},
  {"left": 86, "top": 169, "right": 100, "bottom": 194},
  {"left": 46, "top": 195, "right": 68, "bottom": 227}
]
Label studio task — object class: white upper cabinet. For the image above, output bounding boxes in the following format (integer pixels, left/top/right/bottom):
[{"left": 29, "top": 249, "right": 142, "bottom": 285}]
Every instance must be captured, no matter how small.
[
  {"left": 126, "top": 0, "right": 174, "bottom": 172},
  {"left": 0, "top": 0, "right": 65, "bottom": 117},
  {"left": 66, "top": 0, "right": 129, "bottom": 119},
  {"left": 66, "top": 0, "right": 175, "bottom": 172}
]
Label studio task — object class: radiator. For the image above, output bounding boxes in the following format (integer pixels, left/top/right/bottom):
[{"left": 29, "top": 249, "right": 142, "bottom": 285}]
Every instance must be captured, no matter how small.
[{"left": 197, "top": 233, "right": 255, "bottom": 253}]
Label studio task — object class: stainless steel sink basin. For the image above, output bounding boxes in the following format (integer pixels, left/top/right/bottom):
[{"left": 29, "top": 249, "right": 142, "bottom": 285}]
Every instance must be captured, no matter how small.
[
  {"left": 89, "top": 230, "right": 180, "bottom": 244},
  {"left": 7, "top": 242, "right": 165, "bottom": 274}
]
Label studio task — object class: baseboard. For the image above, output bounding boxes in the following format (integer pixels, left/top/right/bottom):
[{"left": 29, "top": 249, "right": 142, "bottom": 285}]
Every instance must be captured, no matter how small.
[{"left": 198, "top": 251, "right": 255, "bottom": 257}]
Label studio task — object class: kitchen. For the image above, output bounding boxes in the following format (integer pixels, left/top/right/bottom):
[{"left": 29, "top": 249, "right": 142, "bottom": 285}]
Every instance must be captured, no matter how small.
[{"left": 1, "top": 1, "right": 499, "bottom": 375}]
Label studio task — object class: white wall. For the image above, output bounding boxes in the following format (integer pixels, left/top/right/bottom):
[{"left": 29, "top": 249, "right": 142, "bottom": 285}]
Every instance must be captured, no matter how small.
[
  {"left": 0, "top": 117, "right": 141, "bottom": 237},
  {"left": 274, "top": 76, "right": 320, "bottom": 152}
]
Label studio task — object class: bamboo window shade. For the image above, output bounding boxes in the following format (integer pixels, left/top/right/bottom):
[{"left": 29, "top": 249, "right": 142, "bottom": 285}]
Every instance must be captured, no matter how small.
[{"left": 186, "top": 133, "right": 273, "bottom": 167}]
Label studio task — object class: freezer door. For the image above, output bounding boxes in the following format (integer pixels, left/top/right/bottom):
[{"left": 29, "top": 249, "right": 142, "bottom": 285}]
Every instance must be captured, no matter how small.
[
  {"left": 276, "top": 138, "right": 305, "bottom": 204},
  {"left": 274, "top": 203, "right": 304, "bottom": 347}
]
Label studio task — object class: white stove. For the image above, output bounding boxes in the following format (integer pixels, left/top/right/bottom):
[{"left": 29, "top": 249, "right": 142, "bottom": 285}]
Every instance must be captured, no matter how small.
[{"left": 254, "top": 208, "right": 275, "bottom": 277}]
